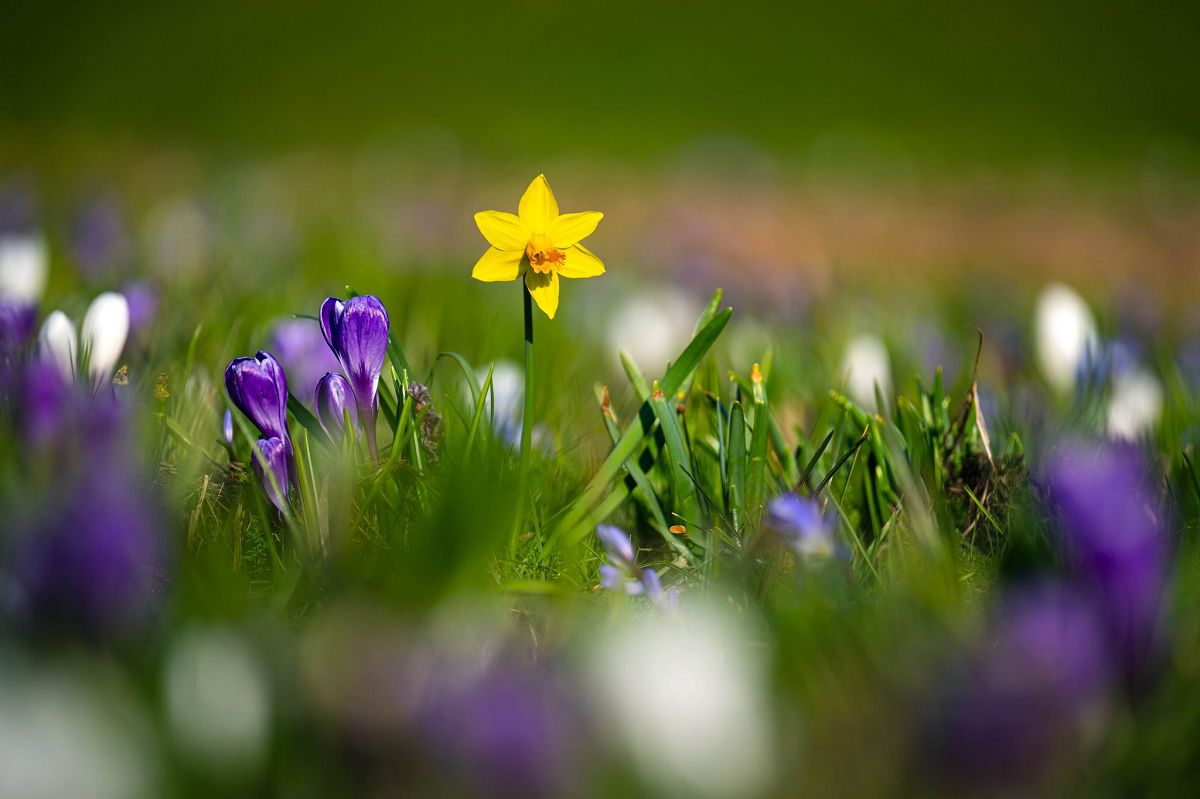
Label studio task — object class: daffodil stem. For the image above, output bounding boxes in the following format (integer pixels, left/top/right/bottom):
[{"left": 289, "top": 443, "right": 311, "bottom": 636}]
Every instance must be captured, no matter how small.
[{"left": 512, "top": 282, "right": 535, "bottom": 546}]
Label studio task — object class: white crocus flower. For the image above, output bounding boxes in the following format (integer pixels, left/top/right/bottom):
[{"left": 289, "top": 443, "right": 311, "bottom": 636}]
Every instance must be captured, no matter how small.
[
  {"left": 0, "top": 235, "right": 48, "bottom": 303},
  {"left": 589, "top": 606, "right": 775, "bottom": 799},
  {"left": 1034, "top": 283, "right": 1098, "bottom": 395},
  {"left": 38, "top": 310, "right": 78, "bottom": 381},
  {"left": 841, "top": 333, "right": 892, "bottom": 410},
  {"left": 38, "top": 292, "right": 129, "bottom": 385},
  {"left": 1107, "top": 368, "right": 1163, "bottom": 442},
  {"left": 80, "top": 291, "right": 130, "bottom": 384},
  {"left": 607, "top": 289, "right": 699, "bottom": 376}
]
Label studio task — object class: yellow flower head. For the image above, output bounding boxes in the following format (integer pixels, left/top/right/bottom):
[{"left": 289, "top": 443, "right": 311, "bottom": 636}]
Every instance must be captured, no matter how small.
[{"left": 472, "top": 174, "right": 605, "bottom": 319}]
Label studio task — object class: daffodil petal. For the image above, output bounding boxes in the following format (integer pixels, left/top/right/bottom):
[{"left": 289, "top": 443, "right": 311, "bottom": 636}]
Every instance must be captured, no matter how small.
[
  {"left": 525, "top": 270, "right": 560, "bottom": 319},
  {"left": 518, "top": 174, "right": 559, "bottom": 235},
  {"left": 559, "top": 244, "right": 606, "bottom": 279},
  {"left": 474, "top": 210, "right": 528, "bottom": 250},
  {"left": 472, "top": 247, "right": 523, "bottom": 282},
  {"left": 549, "top": 211, "right": 603, "bottom": 249}
]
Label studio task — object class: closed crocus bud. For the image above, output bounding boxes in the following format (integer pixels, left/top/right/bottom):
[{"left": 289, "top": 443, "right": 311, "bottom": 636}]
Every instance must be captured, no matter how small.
[
  {"left": 314, "top": 372, "right": 357, "bottom": 437},
  {"left": 81, "top": 291, "right": 129, "bottom": 385},
  {"left": 0, "top": 234, "right": 48, "bottom": 304},
  {"left": 39, "top": 310, "right": 78, "bottom": 381},
  {"left": 224, "top": 351, "right": 290, "bottom": 441},
  {"left": 320, "top": 295, "right": 389, "bottom": 457},
  {"left": 222, "top": 409, "right": 234, "bottom": 446},
  {"left": 252, "top": 436, "right": 291, "bottom": 514}
]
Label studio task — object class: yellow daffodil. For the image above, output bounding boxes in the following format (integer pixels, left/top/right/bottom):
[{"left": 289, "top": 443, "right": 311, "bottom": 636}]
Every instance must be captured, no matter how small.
[{"left": 472, "top": 174, "right": 605, "bottom": 319}]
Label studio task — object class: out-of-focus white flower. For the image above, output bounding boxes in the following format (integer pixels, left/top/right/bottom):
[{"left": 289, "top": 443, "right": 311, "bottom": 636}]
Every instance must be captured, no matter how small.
[
  {"left": 80, "top": 291, "right": 130, "bottom": 384},
  {"left": 164, "top": 627, "right": 271, "bottom": 772},
  {"left": 37, "top": 292, "right": 129, "bottom": 385},
  {"left": 607, "top": 290, "right": 699, "bottom": 376},
  {"left": 0, "top": 235, "right": 47, "bottom": 303},
  {"left": 0, "top": 665, "right": 156, "bottom": 799},
  {"left": 841, "top": 334, "right": 892, "bottom": 409},
  {"left": 1107, "top": 368, "right": 1163, "bottom": 442},
  {"left": 38, "top": 310, "right": 78, "bottom": 381},
  {"left": 588, "top": 606, "right": 775, "bottom": 798},
  {"left": 1034, "top": 283, "right": 1099, "bottom": 395}
]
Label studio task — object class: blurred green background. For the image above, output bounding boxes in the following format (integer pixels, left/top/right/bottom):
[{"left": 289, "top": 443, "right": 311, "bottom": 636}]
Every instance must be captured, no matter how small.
[{"left": 4, "top": 0, "right": 1200, "bottom": 176}]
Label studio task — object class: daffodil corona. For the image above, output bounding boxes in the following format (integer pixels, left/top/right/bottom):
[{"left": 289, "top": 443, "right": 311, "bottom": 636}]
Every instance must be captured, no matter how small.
[{"left": 472, "top": 174, "right": 604, "bottom": 319}]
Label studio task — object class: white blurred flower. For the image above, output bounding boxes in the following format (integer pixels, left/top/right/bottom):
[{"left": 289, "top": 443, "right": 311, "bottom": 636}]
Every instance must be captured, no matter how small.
[
  {"left": 0, "top": 235, "right": 48, "bottom": 303},
  {"left": 37, "top": 292, "right": 129, "bottom": 385},
  {"left": 80, "top": 291, "right": 130, "bottom": 384},
  {"left": 164, "top": 627, "right": 271, "bottom": 772},
  {"left": 607, "top": 290, "right": 699, "bottom": 376},
  {"left": 1107, "top": 368, "right": 1163, "bottom": 441},
  {"left": 0, "top": 666, "right": 156, "bottom": 799},
  {"left": 841, "top": 334, "right": 892, "bottom": 409},
  {"left": 588, "top": 606, "right": 775, "bottom": 798},
  {"left": 1034, "top": 283, "right": 1099, "bottom": 395},
  {"left": 38, "top": 310, "right": 78, "bottom": 381}
]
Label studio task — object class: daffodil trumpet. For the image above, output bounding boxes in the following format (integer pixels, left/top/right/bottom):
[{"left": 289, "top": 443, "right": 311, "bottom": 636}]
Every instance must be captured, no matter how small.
[{"left": 472, "top": 175, "right": 605, "bottom": 542}]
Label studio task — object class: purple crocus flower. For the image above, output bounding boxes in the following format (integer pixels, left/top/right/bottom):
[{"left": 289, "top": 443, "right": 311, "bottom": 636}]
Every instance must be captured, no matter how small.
[
  {"left": 320, "top": 295, "right": 390, "bottom": 457},
  {"left": 121, "top": 280, "right": 158, "bottom": 337},
  {"left": 314, "top": 372, "right": 357, "bottom": 437},
  {"left": 225, "top": 351, "right": 290, "bottom": 441},
  {"left": 222, "top": 408, "right": 234, "bottom": 446},
  {"left": 69, "top": 193, "right": 131, "bottom": 278},
  {"left": 1043, "top": 440, "right": 1169, "bottom": 687},
  {"left": 252, "top": 437, "right": 291, "bottom": 515},
  {"left": 928, "top": 585, "right": 1110, "bottom": 790},
  {"left": 595, "top": 524, "right": 678, "bottom": 609},
  {"left": 766, "top": 493, "right": 844, "bottom": 563}
]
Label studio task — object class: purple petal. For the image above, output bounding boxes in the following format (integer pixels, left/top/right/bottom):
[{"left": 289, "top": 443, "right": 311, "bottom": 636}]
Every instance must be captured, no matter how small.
[
  {"left": 596, "top": 524, "right": 635, "bottom": 566},
  {"left": 222, "top": 408, "right": 234, "bottom": 445},
  {"left": 224, "top": 351, "right": 289, "bottom": 440},
  {"left": 640, "top": 567, "right": 664, "bottom": 602},
  {"left": 598, "top": 564, "right": 622, "bottom": 592},
  {"left": 328, "top": 296, "right": 390, "bottom": 415},
  {"left": 314, "top": 372, "right": 357, "bottom": 437},
  {"left": 252, "top": 436, "right": 291, "bottom": 514},
  {"left": 319, "top": 296, "right": 344, "bottom": 353}
]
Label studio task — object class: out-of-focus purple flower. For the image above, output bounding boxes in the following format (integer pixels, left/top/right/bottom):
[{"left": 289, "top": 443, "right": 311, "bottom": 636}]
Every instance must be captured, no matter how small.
[
  {"left": 418, "top": 659, "right": 579, "bottom": 798},
  {"left": 1043, "top": 440, "right": 1169, "bottom": 687},
  {"left": 252, "top": 437, "right": 291, "bottom": 514},
  {"left": 3, "top": 425, "right": 166, "bottom": 639},
  {"left": 0, "top": 299, "right": 36, "bottom": 356},
  {"left": 314, "top": 372, "right": 357, "bottom": 438},
  {"left": 70, "top": 193, "right": 131, "bottom": 278},
  {"left": 19, "top": 358, "right": 74, "bottom": 449},
  {"left": 766, "top": 493, "right": 844, "bottom": 563},
  {"left": 121, "top": 280, "right": 158, "bottom": 337},
  {"left": 928, "top": 585, "right": 1110, "bottom": 789},
  {"left": 0, "top": 178, "right": 37, "bottom": 235},
  {"left": 595, "top": 524, "right": 678, "bottom": 609},
  {"left": 222, "top": 409, "right": 234, "bottom": 446},
  {"left": 269, "top": 318, "right": 340, "bottom": 405},
  {"left": 320, "top": 295, "right": 389, "bottom": 456},
  {"left": 225, "top": 351, "right": 290, "bottom": 441}
]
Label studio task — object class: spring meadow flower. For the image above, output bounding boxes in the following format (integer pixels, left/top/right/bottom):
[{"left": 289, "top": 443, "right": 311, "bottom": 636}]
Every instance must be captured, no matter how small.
[
  {"left": 0, "top": 233, "right": 47, "bottom": 305},
  {"left": 595, "top": 524, "right": 678, "bottom": 609},
  {"left": 314, "top": 371, "right": 357, "bottom": 437},
  {"left": 472, "top": 174, "right": 604, "bottom": 319},
  {"left": 225, "top": 351, "right": 293, "bottom": 512},
  {"left": 37, "top": 291, "right": 130, "bottom": 386},
  {"left": 766, "top": 493, "right": 844, "bottom": 563},
  {"left": 319, "top": 295, "right": 389, "bottom": 457},
  {"left": 1034, "top": 283, "right": 1099, "bottom": 395}
]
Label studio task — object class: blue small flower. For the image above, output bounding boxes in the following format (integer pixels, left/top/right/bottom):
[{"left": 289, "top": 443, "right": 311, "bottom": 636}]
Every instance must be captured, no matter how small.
[
  {"left": 766, "top": 494, "right": 843, "bottom": 563},
  {"left": 595, "top": 525, "right": 679, "bottom": 609}
]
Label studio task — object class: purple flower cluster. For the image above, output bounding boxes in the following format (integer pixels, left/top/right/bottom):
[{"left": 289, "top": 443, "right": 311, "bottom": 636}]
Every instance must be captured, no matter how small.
[
  {"left": 596, "top": 524, "right": 679, "bottom": 610},
  {"left": 225, "top": 350, "right": 293, "bottom": 514},
  {"left": 225, "top": 294, "right": 391, "bottom": 510}
]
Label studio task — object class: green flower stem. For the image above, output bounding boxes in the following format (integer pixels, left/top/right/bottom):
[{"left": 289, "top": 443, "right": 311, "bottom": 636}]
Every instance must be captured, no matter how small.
[{"left": 512, "top": 281, "right": 535, "bottom": 547}]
